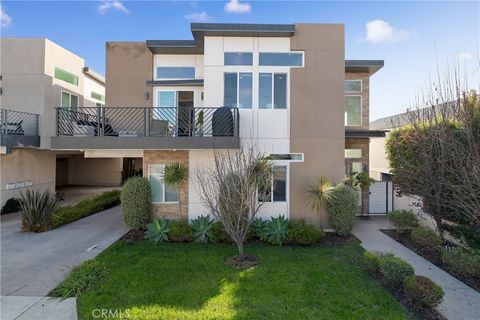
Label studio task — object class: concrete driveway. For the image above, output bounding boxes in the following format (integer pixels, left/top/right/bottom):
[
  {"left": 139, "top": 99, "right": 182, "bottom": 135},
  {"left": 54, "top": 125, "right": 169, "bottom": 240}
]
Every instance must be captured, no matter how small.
[{"left": 1, "top": 206, "right": 128, "bottom": 297}]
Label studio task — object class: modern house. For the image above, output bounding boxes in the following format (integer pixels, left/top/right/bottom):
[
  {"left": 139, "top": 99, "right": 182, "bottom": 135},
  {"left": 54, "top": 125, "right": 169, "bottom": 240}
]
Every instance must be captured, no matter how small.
[{"left": 0, "top": 38, "right": 116, "bottom": 205}]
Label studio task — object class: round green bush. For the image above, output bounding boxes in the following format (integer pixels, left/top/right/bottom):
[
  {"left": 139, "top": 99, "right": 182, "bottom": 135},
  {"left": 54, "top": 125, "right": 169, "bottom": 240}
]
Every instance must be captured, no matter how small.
[
  {"left": 325, "top": 185, "right": 358, "bottom": 236},
  {"left": 411, "top": 227, "right": 443, "bottom": 251},
  {"left": 442, "top": 248, "right": 480, "bottom": 279},
  {"left": 121, "top": 176, "right": 152, "bottom": 230},
  {"left": 362, "top": 251, "right": 395, "bottom": 274},
  {"left": 286, "top": 219, "right": 324, "bottom": 245},
  {"left": 379, "top": 255, "right": 415, "bottom": 289},
  {"left": 404, "top": 275, "right": 444, "bottom": 308},
  {"left": 169, "top": 220, "right": 193, "bottom": 242},
  {"left": 388, "top": 210, "right": 419, "bottom": 231}
]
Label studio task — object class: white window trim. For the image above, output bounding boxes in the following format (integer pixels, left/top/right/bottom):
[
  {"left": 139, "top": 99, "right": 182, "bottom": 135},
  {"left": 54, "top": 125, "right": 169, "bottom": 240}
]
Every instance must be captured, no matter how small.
[
  {"left": 61, "top": 90, "right": 79, "bottom": 109},
  {"left": 258, "top": 51, "right": 305, "bottom": 68},
  {"left": 345, "top": 94, "right": 362, "bottom": 127},
  {"left": 345, "top": 79, "right": 362, "bottom": 93},
  {"left": 269, "top": 153, "right": 304, "bottom": 162},
  {"left": 258, "top": 72, "right": 289, "bottom": 110},
  {"left": 224, "top": 72, "right": 253, "bottom": 109},
  {"left": 148, "top": 164, "right": 179, "bottom": 204},
  {"left": 261, "top": 164, "right": 289, "bottom": 203}
]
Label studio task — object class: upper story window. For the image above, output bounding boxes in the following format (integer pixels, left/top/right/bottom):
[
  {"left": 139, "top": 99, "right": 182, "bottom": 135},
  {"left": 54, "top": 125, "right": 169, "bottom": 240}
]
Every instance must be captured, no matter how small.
[
  {"left": 345, "top": 149, "right": 362, "bottom": 159},
  {"left": 259, "top": 52, "right": 303, "bottom": 67},
  {"left": 224, "top": 52, "right": 253, "bottom": 66},
  {"left": 156, "top": 67, "right": 195, "bottom": 79},
  {"left": 61, "top": 91, "right": 79, "bottom": 110},
  {"left": 224, "top": 72, "right": 252, "bottom": 109},
  {"left": 259, "top": 73, "right": 287, "bottom": 109},
  {"left": 91, "top": 91, "right": 105, "bottom": 102},
  {"left": 345, "top": 80, "right": 362, "bottom": 93},
  {"left": 345, "top": 95, "right": 362, "bottom": 126},
  {"left": 55, "top": 67, "right": 79, "bottom": 86}
]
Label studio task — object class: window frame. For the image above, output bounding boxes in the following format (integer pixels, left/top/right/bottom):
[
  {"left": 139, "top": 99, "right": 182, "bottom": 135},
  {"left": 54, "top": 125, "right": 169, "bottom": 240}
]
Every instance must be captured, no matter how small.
[
  {"left": 259, "top": 52, "right": 304, "bottom": 67},
  {"left": 60, "top": 90, "right": 79, "bottom": 110},
  {"left": 55, "top": 67, "right": 79, "bottom": 86},
  {"left": 344, "top": 95, "right": 362, "bottom": 127},
  {"left": 267, "top": 153, "right": 304, "bottom": 162},
  {"left": 224, "top": 52, "right": 253, "bottom": 66},
  {"left": 259, "top": 165, "right": 288, "bottom": 203},
  {"left": 156, "top": 67, "right": 196, "bottom": 80},
  {"left": 345, "top": 80, "right": 362, "bottom": 93},
  {"left": 223, "top": 72, "right": 253, "bottom": 109},
  {"left": 148, "top": 164, "right": 179, "bottom": 204},
  {"left": 258, "top": 72, "right": 288, "bottom": 110}
]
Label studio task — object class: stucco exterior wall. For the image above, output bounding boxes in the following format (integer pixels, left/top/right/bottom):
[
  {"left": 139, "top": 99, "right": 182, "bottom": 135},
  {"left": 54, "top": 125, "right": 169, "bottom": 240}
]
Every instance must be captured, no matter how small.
[
  {"left": 66, "top": 156, "right": 122, "bottom": 186},
  {"left": 83, "top": 75, "right": 105, "bottom": 107},
  {"left": 0, "top": 149, "right": 56, "bottom": 206}
]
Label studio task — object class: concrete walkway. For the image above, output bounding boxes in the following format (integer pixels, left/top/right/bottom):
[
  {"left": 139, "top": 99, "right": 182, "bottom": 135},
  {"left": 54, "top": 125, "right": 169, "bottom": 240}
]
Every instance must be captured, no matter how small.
[
  {"left": 1, "top": 206, "right": 128, "bottom": 319},
  {"left": 353, "top": 216, "right": 480, "bottom": 320}
]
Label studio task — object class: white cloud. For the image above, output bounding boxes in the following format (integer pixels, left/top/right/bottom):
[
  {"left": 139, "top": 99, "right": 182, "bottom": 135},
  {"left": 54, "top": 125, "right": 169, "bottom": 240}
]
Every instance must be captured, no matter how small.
[
  {"left": 225, "top": 0, "right": 251, "bottom": 13},
  {"left": 364, "top": 20, "right": 410, "bottom": 43},
  {"left": 97, "top": 1, "right": 129, "bottom": 14},
  {"left": 458, "top": 52, "right": 472, "bottom": 61},
  {"left": 184, "top": 11, "right": 211, "bottom": 22},
  {"left": 1, "top": 6, "right": 12, "bottom": 27}
]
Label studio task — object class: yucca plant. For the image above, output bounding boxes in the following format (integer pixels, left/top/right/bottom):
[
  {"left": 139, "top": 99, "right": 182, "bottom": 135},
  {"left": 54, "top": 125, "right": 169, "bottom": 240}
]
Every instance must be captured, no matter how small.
[
  {"left": 162, "top": 163, "right": 188, "bottom": 218},
  {"left": 307, "top": 176, "right": 334, "bottom": 214},
  {"left": 19, "top": 189, "right": 58, "bottom": 232},
  {"left": 264, "top": 215, "right": 290, "bottom": 245},
  {"left": 144, "top": 218, "right": 171, "bottom": 243},
  {"left": 191, "top": 215, "right": 214, "bottom": 243}
]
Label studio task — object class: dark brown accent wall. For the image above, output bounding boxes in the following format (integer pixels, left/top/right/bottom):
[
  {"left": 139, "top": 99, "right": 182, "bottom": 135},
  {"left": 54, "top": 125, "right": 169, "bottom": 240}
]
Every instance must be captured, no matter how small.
[
  {"left": 105, "top": 42, "right": 153, "bottom": 106},
  {"left": 290, "top": 24, "right": 345, "bottom": 228}
]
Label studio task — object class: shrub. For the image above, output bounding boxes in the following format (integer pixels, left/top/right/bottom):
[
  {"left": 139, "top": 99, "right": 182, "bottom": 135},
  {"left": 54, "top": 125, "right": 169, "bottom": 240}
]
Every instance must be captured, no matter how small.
[
  {"left": 442, "top": 248, "right": 480, "bottom": 279},
  {"left": 404, "top": 275, "right": 444, "bottom": 308},
  {"left": 169, "top": 220, "right": 193, "bottom": 242},
  {"left": 263, "top": 215, "right": 289, "bottom": 245},
  {"left": 362, "top": 251, "right": 394, "bottom": 274},
  {"left": 443, "top": 224, "right": 480, "bottom": 249},
  {"left": 51, "top": 190, "right": 121, "bottom": 228},
  {"left": 121, "top": 177, "right": 152, "bottom": 230},
  {"left": 411, "top": 227, "right": 443, "bottom": 251},
  {"left": 325, "top": 185, "right": 358, "bottom": 236},
  {"left": 1, "top": 198, "right": 20, "bottom": 214},
  {"left": 286, "top": 219, "right": 323, "bottom": 245},
  {"left": 251, "top": 218, "right": 267, "bottom": 240},
  {"left": 388, "top": 210, "right": 419, "bottom": 231},
  {"left": 19, "top": 189, "right": 58, "bottom": 232},
  {"left": 191, "top": 215, "right": 214, "bottom": 243},
  {"left": 379, "top": 255, "right": 415, "bottom": 289},
  {"left": 145, "top": 218, "right": 170, "bottom": 243},
  {"left": 211, "top": 221, "right": 233, "bottom": 243},
  {"left": 50, "top": 260, "right": 108, "bottom": 298}
]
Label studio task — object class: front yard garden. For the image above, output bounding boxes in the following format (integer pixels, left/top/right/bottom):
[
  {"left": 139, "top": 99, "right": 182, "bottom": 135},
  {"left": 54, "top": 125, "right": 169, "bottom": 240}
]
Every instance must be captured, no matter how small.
[{"left": 58, "top": 240, "right": 414, "bottom": 320}]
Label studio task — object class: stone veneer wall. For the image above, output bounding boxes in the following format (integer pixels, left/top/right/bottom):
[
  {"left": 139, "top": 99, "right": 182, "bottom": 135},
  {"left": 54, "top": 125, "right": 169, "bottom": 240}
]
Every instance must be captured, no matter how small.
[
  {"left": 345, "top": 138, "right": 370, "bottom": 216},
  {"left": 143, "top": 150, "right": 189, "bottom": 220},
  {"left": 345, "top": 72, "right": 369, "bottom": 130}
]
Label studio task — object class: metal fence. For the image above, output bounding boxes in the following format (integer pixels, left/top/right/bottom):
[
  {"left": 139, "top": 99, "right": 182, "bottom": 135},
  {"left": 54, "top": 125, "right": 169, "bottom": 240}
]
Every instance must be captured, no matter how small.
[
  {"left": 55, "top": 106, "right": 239, "bottom": 138},
  {"left": 0, "top": 108, "right": 39, "bottom": 136}
]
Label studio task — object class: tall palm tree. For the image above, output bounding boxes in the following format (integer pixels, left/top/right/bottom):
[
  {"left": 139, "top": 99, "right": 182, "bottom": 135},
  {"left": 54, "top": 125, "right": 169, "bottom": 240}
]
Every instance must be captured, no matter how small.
[{"left": 162, "top": 163, "right": 189, "bottom": 219}]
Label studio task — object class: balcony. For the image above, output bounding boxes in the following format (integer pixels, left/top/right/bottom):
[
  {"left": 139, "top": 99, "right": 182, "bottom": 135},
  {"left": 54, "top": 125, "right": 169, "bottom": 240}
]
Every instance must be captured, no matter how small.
[
  {"left": 1, "top": 109, "right": 40, "bottom": 152},
  {"left": 51, "top": 106, "right": 240, "bottom": 150}
]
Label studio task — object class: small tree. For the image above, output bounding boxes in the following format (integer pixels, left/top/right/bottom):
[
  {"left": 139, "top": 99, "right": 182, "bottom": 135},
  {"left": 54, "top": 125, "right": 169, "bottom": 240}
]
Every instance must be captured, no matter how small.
[
  {"left": 307, "top": 176, "right": 334, "bottom": 217},
  {"left": 196, "top": 148, "right": 272, "bottom": 259},
  {"left": 162, "top": 162, "right": 188, "bottom": 219}
]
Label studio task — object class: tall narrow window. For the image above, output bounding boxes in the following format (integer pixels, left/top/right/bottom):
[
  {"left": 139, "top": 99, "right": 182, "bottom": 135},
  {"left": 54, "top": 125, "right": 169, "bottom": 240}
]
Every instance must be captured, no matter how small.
[
  {"left": 345, "top": 96, "right": 362, "bottom": 126},
  {"left": 156, "top": 91, "right": 176, "bottom": 123},
  {"left": 274, "top": 74, "right": 287, "bottom": 109},
  {"left": 148, "top": 164, "right": 179, "bottom": 203},
  {"left": 224, "top": 72, "right": 252, "bottom": 109},
  {"left": 239, "top": 73, "right": 252, "bottom": 109},
  {"left": 259, "top": 165, "right": 287, "bottom": 202},
  {"left": 224, "top": 73, "right": 237, "bottom": 107},
  {"left": 259, "top": 73, "right": 272, "bottom": 109},
  {"left": 259, "top": 73, "right": 287, "bottom": 109}
]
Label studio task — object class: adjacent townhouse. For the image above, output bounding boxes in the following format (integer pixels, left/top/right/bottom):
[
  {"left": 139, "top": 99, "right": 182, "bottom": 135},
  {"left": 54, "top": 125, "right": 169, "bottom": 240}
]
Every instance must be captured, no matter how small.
[{"left": 0, "top": 38, "right": 118, "bottom": 205}]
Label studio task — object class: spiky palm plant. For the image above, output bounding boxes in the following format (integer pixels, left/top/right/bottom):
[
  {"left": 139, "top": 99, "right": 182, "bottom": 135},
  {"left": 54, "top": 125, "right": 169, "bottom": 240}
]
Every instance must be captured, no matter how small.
[
  {"left": 162, "top": 163, "right": 188, "bottom": 218},
  {"left": 19, "top": 189, "right": 58, "bottom": 232},
  {"left": 307, "top": 176, "right": 335, "bottom": 215}
]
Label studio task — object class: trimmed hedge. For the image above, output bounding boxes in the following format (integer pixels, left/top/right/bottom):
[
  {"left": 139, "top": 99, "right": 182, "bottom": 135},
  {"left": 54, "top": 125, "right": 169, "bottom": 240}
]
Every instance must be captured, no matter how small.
[
  {"left": 388, "top": 210, "right": 419, "bottom": 231},
  {"left": 404, "top": 275, "right": 444, "bottom": 308},
  {"left": 442, "top": 248, "right": 480, "bottom": 279},
  {"left": 51, "top": 190, "right": 121, "bottom": 228},
  {"left": 379, "top": 255, "right": 415, "bottom": 289},
  {"left": 326, "top": 185, "right": 358, "bottom": 236},
  {"left": 286, "top": 219, "right": 324, "bottom": 245},
  {"left": 121, "top": 177, "right": 152, "bottom": 230},
  {"left": 411, "top": 227, "right": 443, "bottom": 251}
]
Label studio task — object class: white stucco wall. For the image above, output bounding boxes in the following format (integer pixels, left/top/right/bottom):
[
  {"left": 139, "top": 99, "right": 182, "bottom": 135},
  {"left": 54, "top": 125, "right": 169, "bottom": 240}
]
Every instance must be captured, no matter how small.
[{"left": 83, "top": 75, "right": 105, "bottom": 107}]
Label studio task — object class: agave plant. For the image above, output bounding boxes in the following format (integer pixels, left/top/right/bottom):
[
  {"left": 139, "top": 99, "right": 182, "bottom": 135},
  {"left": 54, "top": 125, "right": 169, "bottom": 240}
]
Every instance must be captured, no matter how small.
[
  {"left": 307, "top": 176, "right": 335, "bottom": 213},
  {"left": 251, "top": 218, "right": 268, "bottom": 239},
  {"left": 144, "top": 218, "right": 171, "bottom": 243},
  {"left": 264, "top": 215, "right": 290, "bottom": 245},
  {"left": 191, "top": 215, "right": 214, "bottom": 243},
  {"left": 19, "top": 189, "right": 58, "bottom": 232}
]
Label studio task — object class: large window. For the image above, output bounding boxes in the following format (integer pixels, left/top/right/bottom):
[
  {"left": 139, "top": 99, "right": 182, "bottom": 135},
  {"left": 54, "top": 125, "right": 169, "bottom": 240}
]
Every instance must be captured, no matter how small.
[
  {"left": 148, "top": 164, "right": 179, "bottom": 203},
  {"left": 224, "top": 52, "right": 253, "bottom": 66},
  {"left": 55, "top": 67, "right": 79, "bottom": 86},
  {"left": 260, "top": 166, "right": 287, "bottom": 202},
  {"left": 156, "top": 67, "right": 195, "bottom": 79},
  {"left": 259, "top": 73, "right": 287, "bottom": 109},
  {"left": 223, "top": 72, "right": 252, "bottom": 109},
  {"left": 345, "top": 95, "right": 362, "bottom": 126},
  {"left": 345, "top": 80, "right": 362, "bottom": 93},
  {"left": 61, "top": 91, "right": 79, "bottom": 110},
  {"left": 259, "top": 52, "right": 303, "bottom": 67}
]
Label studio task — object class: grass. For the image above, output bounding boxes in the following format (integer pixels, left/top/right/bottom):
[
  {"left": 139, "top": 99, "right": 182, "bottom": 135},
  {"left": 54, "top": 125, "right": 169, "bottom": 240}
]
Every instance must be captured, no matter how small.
[
  {"left": 67, "top": 240, "right": 413, "bottom": 320},
  {"left": 50, "top": 190, "right": 121, "bottom": 228}
]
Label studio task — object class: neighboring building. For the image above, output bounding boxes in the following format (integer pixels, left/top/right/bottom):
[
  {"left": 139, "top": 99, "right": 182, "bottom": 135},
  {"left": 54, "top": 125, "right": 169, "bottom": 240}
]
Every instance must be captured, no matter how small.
[{"left": 0, "top": 38, "right": 118, "bottom": 206}]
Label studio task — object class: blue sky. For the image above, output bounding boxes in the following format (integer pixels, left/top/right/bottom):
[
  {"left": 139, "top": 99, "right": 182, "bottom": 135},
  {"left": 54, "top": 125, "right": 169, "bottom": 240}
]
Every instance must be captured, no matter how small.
[{"left": 1, "top": 1, "right": 479, "bottom": 120}]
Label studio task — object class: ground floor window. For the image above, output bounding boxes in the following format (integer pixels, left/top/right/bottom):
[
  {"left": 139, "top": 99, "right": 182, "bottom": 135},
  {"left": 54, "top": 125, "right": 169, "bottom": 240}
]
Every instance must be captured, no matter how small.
[
  {"left": 148, "top": 164, "right": 179, "bottom": 203},
  {"left": 61, "top": 91, "right": 79, "bottom": 110},
  {"left": 260, "top": 165, "right": 287, "bottom": 202}
]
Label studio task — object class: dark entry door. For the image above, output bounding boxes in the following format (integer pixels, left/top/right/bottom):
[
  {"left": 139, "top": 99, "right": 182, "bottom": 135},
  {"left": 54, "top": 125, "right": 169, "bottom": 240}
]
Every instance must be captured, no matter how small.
[{"left": 177, "top": 91, "right": 194, "bottom": 136}]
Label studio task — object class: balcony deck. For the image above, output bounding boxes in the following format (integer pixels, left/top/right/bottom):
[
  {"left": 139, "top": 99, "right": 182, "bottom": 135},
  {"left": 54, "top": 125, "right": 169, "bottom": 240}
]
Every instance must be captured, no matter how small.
[{"left": 51, "top": 106, "right": 240, "bottom": 150}]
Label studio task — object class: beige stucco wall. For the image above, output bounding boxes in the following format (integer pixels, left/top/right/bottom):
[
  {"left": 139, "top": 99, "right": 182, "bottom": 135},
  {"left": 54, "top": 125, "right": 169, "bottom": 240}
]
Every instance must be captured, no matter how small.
[
  {"left": 289, "top": 24, "right": 345, "bottom": 227},
  {"left": 0, "top": 149, "right": 56, "bottom": 206},
  {"left": 65, "top": 156, "right": 122, "bottom": 186}
]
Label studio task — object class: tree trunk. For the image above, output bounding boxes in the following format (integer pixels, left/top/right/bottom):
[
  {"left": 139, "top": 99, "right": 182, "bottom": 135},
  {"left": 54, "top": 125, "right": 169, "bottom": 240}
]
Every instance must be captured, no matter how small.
[{"left": 236, "top": 240, "right": 245, "bottom": 259}]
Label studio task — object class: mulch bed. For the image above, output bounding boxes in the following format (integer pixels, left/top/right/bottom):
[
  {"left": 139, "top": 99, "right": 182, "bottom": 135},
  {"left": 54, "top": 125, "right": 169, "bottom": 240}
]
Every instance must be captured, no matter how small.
[
  {"left": 121, "top": 229, "right": 145, "bottom": 241},
  {"left": 381, "top": 229, "right": 480, "bottom": 293},
  {"left": 224, "top": 254, "right": 259, "bottom": 270},
  {"left": 321, "top": 233, "right": 358, "bottom": 245}
]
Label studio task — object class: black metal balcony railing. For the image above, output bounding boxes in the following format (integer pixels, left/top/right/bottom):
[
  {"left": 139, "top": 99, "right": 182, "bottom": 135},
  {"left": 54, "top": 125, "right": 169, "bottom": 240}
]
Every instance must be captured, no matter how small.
[
  {"left": 55, "top": 106, "right": 239, "bottom": 138},
  {"left": 0, "top": 108, "right": 39, "bottom": 136}
]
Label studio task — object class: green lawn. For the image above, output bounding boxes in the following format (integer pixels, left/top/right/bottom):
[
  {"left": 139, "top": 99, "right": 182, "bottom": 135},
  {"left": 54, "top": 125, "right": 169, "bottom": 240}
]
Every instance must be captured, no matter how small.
[{"left": 76, "top": 241, "right": 412, "bottom": 320}]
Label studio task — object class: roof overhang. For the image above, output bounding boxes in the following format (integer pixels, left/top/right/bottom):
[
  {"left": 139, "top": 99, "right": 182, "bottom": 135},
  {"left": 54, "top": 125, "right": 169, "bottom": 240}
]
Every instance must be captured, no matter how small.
[
  {"left": 345, "top": 129, "right": 387, "bottom": 138},
  {"left": 345, "top": 60, "right": 384, "bottom": 75},
  {"left": 83, "top": 67, "right": 105, "bottom": 85},
  {"left": 145, "top": 40, "right": 202, "bottom": 54}
]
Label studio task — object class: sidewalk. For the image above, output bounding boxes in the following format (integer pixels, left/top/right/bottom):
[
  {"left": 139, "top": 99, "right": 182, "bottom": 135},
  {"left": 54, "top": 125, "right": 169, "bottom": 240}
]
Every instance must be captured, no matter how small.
[
  {"left": 0, "top": 296, "right": 77, "bottom": 320},
  {"left": 353, "top": 216, "right": 480, "bottom": 320}
]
